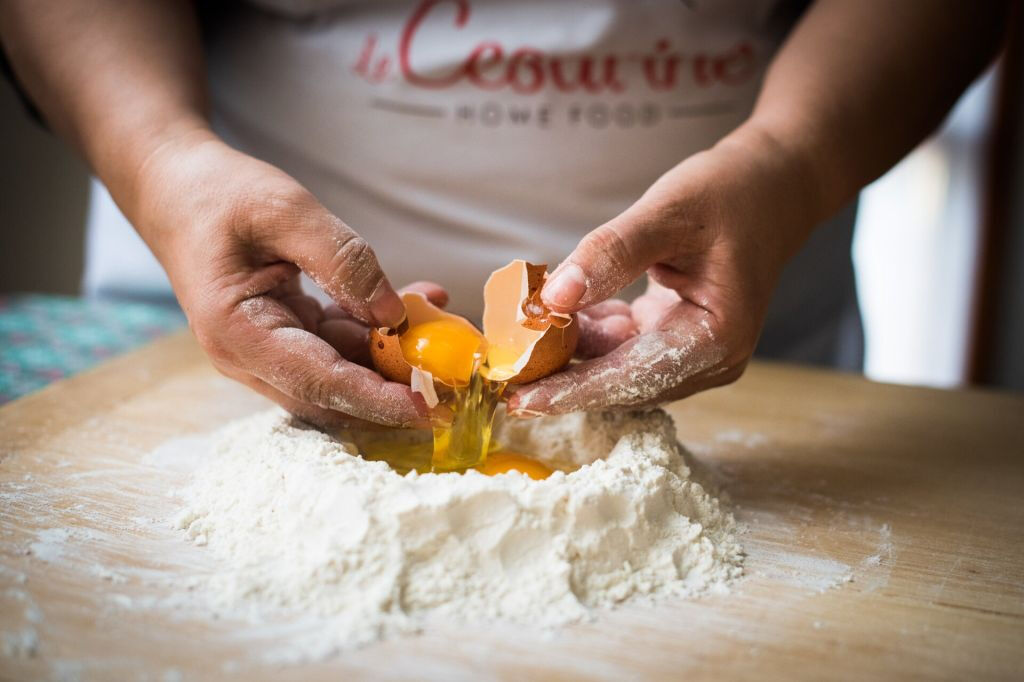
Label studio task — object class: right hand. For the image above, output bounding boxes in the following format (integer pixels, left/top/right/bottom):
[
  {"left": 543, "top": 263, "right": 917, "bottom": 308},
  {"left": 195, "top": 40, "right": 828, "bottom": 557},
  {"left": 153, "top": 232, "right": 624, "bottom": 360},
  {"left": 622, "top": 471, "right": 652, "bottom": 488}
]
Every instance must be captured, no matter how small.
[
  {"left": 131, "top": 130, "right": 436, "bottom": 429},
  {"left": 507, "top": 127, "right": 812, "bottom": 417}
]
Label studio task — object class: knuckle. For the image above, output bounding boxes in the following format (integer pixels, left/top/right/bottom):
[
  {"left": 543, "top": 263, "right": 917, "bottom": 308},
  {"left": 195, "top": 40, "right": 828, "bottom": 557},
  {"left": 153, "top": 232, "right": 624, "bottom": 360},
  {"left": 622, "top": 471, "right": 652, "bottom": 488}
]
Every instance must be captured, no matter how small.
[
  {"left": 292, "top": 372, "right": 332, "bottom": 408},
  {"left": 333, "top": 234, "right": 374, "bottom": 271},
  {"left": 226, "top": 182, "right": 319, "bottom": 240},
  {"left": 329, "top": 234, "right": 383, "bottom": 294},
  {"left": 585, "top": 225, "right": 635, "bottom": 272}
]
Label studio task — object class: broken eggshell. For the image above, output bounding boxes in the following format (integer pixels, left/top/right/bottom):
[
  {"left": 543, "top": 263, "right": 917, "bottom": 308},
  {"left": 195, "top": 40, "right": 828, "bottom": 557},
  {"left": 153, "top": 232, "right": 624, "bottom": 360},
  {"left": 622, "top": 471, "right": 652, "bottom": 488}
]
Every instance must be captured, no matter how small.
[
  {"left": 368, "top": 260, "right": 579, "bottom": 407},
  {"left": 369, "top": 292, "right": 483, "bottom": 407},
  {"left": 481, "top": 260, "right": 578, "bottom": 384}
]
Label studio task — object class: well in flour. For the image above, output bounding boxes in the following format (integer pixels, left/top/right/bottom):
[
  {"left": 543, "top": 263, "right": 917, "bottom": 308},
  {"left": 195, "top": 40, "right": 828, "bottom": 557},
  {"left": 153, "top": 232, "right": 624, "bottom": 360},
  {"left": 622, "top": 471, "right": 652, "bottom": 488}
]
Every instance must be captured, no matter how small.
[{"left": 172, "top": 407, "right": 742, "bottom": 661}]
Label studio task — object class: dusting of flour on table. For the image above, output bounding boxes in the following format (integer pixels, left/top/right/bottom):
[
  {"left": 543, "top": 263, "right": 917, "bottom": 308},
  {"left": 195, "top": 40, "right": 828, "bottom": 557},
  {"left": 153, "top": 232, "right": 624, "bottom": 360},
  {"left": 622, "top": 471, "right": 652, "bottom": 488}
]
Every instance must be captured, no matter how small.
[{"left": 173, "top": 408, "right": 742, "bottom": 660}]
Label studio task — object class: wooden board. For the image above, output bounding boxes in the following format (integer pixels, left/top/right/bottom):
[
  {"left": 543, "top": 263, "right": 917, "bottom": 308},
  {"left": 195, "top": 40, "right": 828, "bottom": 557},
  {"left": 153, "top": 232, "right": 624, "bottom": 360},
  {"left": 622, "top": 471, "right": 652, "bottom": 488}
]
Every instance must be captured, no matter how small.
[{"left": 1, "top": 331, "right": 1022, "bottom": 681}]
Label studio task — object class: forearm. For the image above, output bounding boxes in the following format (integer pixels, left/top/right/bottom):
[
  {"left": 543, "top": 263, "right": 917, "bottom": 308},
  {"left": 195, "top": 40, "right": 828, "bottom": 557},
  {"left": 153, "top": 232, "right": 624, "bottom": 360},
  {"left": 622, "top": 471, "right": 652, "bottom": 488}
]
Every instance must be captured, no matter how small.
[
  {"left": 0, "top": 0, "right": 210, "bottom": 221},
  {"left": 730, "top": 0, "right": 1006, "bottom": 235}
]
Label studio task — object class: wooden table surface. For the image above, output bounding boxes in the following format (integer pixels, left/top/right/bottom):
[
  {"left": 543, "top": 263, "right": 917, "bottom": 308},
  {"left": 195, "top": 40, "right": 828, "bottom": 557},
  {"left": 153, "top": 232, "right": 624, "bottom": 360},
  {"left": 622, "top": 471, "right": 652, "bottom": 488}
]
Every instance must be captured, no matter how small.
[{"left": 1, "top": 331, "right": 1022, "bottom": 681}]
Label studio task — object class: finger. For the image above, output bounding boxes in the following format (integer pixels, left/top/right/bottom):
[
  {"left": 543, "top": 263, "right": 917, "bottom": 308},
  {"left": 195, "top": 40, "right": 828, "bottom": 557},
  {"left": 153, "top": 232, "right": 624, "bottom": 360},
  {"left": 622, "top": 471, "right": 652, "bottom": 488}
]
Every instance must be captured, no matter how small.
[
  {"left": 279, "top": 293, "right": 324, "bottom": 333},
  {"left": 323, "top": 304, "right": 354, "bottom": 321},
  {"left": 228, "top": 295, "right": 430, "bottom": 427},
  {"left": 318, "top": 279, "right": 449, "bottom": 364},
  {"left": 268, "top": 274, "right": 304, "bottom": 297},
  {"left": 507, "top": 305, "right": 728, "bottom": 416},
  {"left": 319, "top": 317, "right": 372, "bottom": 366},
  {"left": 576, "top": 313, "right": 638, "bottom": 359},
  {"left": 216, "top": 362, "right": 380, "bottom": 430},
  {"left": 259, "top": 193, "right": 405, "bottom": 328},
  {"left": 541, "top": 205, "right": 671, "bottom": 314},
  {"left": 398, "top": 281, "right": 449, "bottom": 308},
  {"left": 631, "top": 278, "right": 681, "bottom": 333},
  {"left": 580, "top": 299, "right": 632, "bottom": 320}
]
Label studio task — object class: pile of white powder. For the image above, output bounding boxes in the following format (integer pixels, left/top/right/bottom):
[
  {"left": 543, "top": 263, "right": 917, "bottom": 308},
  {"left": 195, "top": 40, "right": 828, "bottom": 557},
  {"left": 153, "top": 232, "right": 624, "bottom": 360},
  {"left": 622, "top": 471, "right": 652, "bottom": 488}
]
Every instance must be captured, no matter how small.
[{"left": 173, "top": 408, "right": 742, "bottom": 659}]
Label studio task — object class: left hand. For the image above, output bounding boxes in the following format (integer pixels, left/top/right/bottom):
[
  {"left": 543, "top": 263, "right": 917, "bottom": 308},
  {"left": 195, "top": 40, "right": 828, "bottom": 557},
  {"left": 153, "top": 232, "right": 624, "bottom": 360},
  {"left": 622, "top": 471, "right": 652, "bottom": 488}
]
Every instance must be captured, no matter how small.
[{"left": 507, "top": 127, "right": 816, "bottom": 416}]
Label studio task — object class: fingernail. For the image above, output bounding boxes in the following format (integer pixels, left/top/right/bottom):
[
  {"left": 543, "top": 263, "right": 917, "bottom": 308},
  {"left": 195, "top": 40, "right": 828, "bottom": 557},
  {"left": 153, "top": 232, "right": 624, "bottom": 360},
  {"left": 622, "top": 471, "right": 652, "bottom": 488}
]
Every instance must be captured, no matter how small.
[
  {"left": 542, "top": 263, "right": 587, "bottom": 309},
  {"left": 369, "top": 282, "right": 406, "bottom": 328}
]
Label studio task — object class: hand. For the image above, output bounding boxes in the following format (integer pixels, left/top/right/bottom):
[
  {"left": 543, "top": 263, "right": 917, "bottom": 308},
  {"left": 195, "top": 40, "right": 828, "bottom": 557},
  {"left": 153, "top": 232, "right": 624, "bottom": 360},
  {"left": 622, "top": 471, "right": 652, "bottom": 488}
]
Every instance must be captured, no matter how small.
[
  {"left": 132, "top": 130, "right": 439, "bottom": 429},
  {"left": 507, "top": 127, "right": 816, "bottom": 416}
]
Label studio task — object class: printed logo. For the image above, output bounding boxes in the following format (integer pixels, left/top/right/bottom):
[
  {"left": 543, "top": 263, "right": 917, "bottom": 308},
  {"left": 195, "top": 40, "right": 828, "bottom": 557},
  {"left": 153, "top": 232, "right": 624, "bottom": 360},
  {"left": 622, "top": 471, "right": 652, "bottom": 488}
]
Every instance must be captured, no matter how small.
[{"left": 354, "top": 0, "right": 757, "bottom": 129}]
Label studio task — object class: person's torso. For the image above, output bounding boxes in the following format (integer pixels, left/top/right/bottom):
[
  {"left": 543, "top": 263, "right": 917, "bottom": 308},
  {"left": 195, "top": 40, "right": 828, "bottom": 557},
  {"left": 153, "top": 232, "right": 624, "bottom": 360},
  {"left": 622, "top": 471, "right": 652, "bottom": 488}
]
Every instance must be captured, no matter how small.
[
  {"left": 206, "top": 0, "right": 799, "bottom": 315},
  {"left": 86, "top": 0, "right": 861, "bottom": 368}
]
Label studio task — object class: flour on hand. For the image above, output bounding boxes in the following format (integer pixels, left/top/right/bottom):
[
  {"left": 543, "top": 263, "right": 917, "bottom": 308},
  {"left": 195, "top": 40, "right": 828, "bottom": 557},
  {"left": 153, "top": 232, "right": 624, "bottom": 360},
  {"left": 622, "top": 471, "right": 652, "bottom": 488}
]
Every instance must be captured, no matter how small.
[{"left": 173, "top": 408, "right": 742, "bottom": 660}]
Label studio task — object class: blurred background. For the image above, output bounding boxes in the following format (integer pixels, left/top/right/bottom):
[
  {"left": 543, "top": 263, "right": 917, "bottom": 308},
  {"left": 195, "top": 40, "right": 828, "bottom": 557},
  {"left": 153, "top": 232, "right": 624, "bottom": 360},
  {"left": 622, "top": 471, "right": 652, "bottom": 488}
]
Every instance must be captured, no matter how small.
[{"left": 2, "top": 16, "right": 1022, "bottom": 402}]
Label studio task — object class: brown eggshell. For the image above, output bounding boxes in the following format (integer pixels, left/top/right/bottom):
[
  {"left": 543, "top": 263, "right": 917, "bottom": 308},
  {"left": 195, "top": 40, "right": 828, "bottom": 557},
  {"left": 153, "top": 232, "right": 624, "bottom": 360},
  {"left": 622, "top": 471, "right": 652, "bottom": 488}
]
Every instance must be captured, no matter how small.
[
  {"left": 369, "top": 291, "right": 482, "bottom": 386},
  {"left": 503, "top": 319, "right": 579, "bottom": 384},
  {"left": 482, "top": 260, "right": 578, "bottom": 385},
  {"left": 370, "top": 327, "right": 411, "bottom": 384}
]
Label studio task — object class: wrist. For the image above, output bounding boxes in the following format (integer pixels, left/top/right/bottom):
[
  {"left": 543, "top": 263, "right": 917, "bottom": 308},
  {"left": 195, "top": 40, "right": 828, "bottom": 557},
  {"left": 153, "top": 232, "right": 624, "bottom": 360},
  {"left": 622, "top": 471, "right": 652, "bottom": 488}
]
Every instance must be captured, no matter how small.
[
  {"left": 125, "top": 123, "right": 222, "bottom": 242},
  {"left": 89, "top": 115, "right": 215, "bottom": 220},
  {"left": 713, "top": 120, "right": 826, "bottom": 263}
]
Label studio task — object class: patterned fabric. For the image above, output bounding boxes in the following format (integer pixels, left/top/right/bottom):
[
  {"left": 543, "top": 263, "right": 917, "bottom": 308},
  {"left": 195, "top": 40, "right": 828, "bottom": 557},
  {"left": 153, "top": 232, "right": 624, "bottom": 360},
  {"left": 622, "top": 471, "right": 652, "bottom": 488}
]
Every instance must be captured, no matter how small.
[{"left": 0, "top": 294, "right": 186, "bottom": 404}]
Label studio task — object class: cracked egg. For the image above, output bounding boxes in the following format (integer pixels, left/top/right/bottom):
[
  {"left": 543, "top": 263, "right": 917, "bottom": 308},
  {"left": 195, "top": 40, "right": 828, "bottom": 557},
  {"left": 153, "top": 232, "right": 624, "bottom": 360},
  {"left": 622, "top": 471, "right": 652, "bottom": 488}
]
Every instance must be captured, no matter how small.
[{"left": 369, "top": 260, "right": 578, "bottom": 404}]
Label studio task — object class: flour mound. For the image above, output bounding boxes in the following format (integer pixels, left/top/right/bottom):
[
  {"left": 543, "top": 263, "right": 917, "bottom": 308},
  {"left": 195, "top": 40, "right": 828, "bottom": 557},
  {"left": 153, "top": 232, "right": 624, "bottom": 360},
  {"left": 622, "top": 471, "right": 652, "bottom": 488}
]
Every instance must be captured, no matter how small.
[{"left": 174, "top": 409, "right": 742, "bottom": 660}]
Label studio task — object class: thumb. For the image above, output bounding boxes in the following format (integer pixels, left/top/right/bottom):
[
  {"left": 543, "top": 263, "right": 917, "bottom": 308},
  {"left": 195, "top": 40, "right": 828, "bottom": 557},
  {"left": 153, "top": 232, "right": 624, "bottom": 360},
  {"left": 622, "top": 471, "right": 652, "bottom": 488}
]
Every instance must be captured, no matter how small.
[
  {"left": 268, "top": 205, "right": 405, "bottom": 328},
  {"left": 541, "top": 208, "right": 668, "bottom": 313}
]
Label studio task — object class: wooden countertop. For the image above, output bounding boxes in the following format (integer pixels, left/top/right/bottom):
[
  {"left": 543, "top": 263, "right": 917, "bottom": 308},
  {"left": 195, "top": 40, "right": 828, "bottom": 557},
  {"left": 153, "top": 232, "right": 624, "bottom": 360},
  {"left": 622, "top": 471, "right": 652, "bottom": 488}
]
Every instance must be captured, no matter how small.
[{"left": 1, "top": 331, "right": 1022, "bottom": 680}]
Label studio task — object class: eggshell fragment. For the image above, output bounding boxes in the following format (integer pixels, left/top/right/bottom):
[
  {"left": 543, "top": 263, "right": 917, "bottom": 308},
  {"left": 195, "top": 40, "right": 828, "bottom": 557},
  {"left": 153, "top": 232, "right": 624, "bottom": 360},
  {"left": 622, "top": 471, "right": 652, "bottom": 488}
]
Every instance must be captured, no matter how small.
[{"left": 482, "top": 260, "right": 578, "bottom": 384}]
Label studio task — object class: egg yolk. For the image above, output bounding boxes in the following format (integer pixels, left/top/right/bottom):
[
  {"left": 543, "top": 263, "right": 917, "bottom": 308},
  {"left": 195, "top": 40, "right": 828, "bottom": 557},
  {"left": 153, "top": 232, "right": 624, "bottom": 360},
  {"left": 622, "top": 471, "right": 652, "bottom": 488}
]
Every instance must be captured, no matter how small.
[
  {"left": 400, "top": 320, "right": 483, "bottom": 385},
  {"left": 476, "top": 452, "right": 553, "bottom": 480}
]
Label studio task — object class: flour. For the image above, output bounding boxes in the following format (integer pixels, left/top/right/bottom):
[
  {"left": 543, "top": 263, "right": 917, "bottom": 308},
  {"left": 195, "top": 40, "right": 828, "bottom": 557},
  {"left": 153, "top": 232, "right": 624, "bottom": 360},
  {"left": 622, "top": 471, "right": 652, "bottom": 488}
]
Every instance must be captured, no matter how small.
[{"left": 172, "top": 408, "right": 742, "bottom": 660}]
